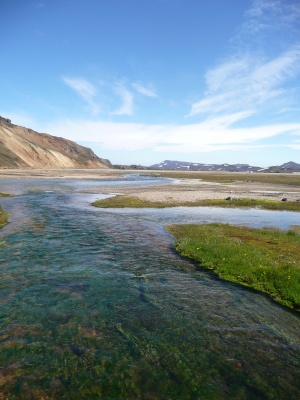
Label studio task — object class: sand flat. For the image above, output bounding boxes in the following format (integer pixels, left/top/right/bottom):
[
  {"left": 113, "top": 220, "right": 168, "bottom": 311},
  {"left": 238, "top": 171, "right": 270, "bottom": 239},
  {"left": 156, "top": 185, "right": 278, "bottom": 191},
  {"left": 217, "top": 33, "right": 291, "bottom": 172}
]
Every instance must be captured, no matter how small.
[{"left": 1, "top": 168, "right": 300, "bottom": 202}]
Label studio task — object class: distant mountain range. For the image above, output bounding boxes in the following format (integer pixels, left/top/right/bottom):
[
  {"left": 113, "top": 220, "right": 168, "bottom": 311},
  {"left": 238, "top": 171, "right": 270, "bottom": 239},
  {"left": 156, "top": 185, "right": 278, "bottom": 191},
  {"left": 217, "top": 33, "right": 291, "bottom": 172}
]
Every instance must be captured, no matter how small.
[
  {"left": 0, "top": 116, "right": 111, "bottom": 169},
  {"left": 149, "top": 160, "right": 300, "bottom": 173}
]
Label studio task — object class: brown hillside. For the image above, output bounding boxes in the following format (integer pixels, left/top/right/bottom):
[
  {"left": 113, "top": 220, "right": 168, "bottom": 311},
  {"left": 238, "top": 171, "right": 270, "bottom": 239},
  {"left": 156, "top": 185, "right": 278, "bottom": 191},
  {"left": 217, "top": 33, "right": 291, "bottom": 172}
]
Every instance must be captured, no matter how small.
[{"left": 0, "top": 116, "right": 111, "bottom": 169}]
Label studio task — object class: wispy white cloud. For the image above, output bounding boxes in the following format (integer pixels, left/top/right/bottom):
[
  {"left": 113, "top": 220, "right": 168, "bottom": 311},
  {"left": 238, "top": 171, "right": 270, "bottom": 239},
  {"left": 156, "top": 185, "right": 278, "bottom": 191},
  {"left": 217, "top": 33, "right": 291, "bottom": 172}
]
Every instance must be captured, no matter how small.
[
  {"left": 62, "top": 77, "right": 100, "bottom": 115},
  {"left": 111, "top": 84, "right": 134, "bottom": 116},
  {"left": 187, "top": 0, "right": 300, "bottom": 121},
  {"left": 62, "top": 78, "right": 156, "bottom": 117},
  {"left": 44, "top": 116, "right": 300, "bottom": 154},
  {"left": 187, "top": 45, "right": 300, "bottom": 118},
  {"left": 244, "top": 0, "right": 300, "bottom": 34},
  {"left": 246, "top": 0, "right": 278, "bottom": 18},
  {"left": 132, "top": 82, "right": 158, "bottom": 98},
  {"left": 287, "top": 137, "right": 300, "bottom": 150},
  {"left": 55, "top": 0, "right": 300, "bottom": 163}
]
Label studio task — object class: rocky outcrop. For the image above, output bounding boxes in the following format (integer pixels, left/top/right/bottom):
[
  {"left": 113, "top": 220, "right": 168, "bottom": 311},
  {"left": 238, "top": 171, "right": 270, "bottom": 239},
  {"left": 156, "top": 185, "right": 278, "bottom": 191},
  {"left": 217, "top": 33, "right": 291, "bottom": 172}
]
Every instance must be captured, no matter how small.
[{"left": 0, "top": 116, "right": 111, "bottom": 169}]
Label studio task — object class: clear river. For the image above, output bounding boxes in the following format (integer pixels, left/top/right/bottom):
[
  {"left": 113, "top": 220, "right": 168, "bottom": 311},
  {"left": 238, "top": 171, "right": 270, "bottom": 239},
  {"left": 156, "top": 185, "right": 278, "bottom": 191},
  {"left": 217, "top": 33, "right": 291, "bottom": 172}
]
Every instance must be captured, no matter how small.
[{"left": 0, "top": 175, "right": 299, "bottom": 399}]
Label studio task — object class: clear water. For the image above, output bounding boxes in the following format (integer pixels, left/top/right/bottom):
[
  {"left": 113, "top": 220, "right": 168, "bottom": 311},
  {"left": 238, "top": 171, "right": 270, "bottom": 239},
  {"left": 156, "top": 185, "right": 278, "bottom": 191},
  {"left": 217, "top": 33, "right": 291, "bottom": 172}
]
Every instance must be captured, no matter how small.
[{"left": 0, "top": 177, "right": 299, "bottom": 399}]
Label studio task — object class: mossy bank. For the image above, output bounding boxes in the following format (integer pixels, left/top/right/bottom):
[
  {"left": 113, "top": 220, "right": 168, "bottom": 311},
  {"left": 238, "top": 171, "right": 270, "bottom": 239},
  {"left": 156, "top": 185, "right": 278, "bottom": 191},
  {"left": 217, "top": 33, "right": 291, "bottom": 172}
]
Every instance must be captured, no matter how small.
[
  {"left": 0, "top": 204, "right": 9, "bottom": 229},
  {"left": 93, "top": 195, "right": 300, "bottom": 212},
  {"left": 167, "top": 223, "right": 300, "bottom": 311},
  {"left": 0, "top": 192, "right": 10, "bottom": 229}
]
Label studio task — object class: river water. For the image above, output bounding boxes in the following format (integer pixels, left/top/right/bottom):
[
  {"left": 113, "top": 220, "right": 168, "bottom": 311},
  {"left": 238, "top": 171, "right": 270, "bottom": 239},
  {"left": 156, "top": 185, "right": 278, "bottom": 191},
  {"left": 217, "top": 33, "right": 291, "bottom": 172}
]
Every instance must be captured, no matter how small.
[{"left": 0, "top": 176, "right": 299, "bottom": 399}]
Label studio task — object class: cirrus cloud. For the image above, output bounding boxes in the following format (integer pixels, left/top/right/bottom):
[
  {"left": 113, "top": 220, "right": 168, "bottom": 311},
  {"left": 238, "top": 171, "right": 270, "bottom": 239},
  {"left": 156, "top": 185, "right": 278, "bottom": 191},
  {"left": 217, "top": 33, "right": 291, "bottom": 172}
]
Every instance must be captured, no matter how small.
[
  {"left": 62, "top": 76, "right": 100, "bottom": 115},
  {"left": 132, "top": 82, "right": 158, "bottom": 98},
  {"left": 187, "top": 45, "right": 300, "bottom": 118},
  {"left": 110, "top": 84, "right": 134, "bottom": 116}
]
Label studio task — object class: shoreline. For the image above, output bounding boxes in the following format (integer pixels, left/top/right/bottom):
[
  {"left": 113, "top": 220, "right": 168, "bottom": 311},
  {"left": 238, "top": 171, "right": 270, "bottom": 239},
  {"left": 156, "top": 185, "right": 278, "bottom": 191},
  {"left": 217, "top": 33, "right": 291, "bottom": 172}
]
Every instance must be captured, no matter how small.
[
  {"left": 91, "top": 180, "right": 300, "bottom": 203},
  {"left": 0, "top": 168, "right": 125, "bottom": 179},
  {"left": 1, "top": 168, "right": 300, "bottom": 203},
  {"left": 167, "top": 223, "right": 300, "bottom": 311}
]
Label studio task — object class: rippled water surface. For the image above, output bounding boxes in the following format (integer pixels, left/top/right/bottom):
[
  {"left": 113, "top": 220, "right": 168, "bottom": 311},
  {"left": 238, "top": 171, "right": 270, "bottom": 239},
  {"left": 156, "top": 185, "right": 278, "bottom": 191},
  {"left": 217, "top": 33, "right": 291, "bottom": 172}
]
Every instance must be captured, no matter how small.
[{"left": 0, "top": 177, "right": 300, "bottom": 399}]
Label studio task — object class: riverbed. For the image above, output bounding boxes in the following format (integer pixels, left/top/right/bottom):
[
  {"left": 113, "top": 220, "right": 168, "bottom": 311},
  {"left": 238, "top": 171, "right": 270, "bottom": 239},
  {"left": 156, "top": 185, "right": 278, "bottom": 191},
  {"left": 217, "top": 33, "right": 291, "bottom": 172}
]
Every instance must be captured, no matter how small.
[{"left": 0, "top": 176, "right": 299, "bottom": 399}]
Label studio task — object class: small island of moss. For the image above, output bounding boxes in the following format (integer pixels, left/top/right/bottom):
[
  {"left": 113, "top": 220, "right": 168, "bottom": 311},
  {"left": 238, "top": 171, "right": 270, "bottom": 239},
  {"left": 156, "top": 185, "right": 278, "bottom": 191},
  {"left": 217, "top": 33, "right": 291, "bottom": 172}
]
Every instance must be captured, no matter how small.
[{"left": 92, "top": 195, "right": 300, "bottom": 212}]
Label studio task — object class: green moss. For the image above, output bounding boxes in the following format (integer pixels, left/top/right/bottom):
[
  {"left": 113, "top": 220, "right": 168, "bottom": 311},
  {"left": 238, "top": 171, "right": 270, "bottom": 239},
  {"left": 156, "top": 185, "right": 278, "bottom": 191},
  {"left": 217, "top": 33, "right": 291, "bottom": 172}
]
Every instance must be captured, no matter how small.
[
  {"left": 0, "top": 204, "right": 9, "bottom": 229},
  {"left": 199, "top": 198, "right": 300, "bottom": 211},
  {"left": 93, "top": 195, "right": 172, "bottom": 208},
  {"left": 166, "top": 223, "right": 300, "bottom": 311},
  {"left": 93, "top": 195, "right": 300, "bottom": 212}
]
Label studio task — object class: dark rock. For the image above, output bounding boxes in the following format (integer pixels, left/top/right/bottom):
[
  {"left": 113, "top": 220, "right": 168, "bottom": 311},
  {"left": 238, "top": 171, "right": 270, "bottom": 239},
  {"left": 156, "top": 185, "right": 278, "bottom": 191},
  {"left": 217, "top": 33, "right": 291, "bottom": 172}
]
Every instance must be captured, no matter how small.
[{"left": 0, "top": 116, "right": 11, "bottom": 124}]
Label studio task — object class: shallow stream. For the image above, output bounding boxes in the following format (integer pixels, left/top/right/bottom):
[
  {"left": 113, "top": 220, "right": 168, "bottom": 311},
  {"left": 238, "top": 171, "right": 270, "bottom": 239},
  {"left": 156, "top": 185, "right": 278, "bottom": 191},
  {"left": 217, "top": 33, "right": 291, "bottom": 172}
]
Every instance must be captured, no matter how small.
[{"left": 0, "top": 176, "right": 299, "bottom": 399}]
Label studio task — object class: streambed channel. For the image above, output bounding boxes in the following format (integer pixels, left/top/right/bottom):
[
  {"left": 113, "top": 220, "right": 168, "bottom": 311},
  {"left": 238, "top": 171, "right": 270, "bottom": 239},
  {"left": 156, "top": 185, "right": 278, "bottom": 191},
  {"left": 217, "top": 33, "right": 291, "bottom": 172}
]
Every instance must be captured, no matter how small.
[{"left": 0, "top": 176, "right": 300, "bottom": 399}]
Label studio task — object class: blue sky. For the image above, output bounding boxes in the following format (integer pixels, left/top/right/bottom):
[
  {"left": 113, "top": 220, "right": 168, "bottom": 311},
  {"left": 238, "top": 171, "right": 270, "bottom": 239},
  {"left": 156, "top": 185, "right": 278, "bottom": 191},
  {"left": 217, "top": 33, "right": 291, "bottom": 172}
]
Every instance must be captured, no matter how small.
[{"left": 1, "top": 0, "right": 300, "bottom": 167}]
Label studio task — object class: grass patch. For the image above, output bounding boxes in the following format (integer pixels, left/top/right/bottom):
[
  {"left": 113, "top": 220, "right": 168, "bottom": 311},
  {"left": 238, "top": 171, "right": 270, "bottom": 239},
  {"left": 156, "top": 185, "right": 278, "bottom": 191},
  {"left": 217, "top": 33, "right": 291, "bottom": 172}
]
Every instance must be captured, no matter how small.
[
  {"left": 166, "top": 223, "right": 300, "bottom": 311},
  {"left": 0, "top": 192, "right": 10, "bottom": 197},
  {"left": 150, "top": 171, "right": 300, "bottom": 186},
  {"left": 93, "top": 195, "right": 176, "bottom": 208},
  {"left": 200, "top": 198, "right": 300, "bottom": 211},
  {"left": 93, "top": 195, "right": 300, "bottom": 211},
  {"left": 0, "top": 204, "right": 9, "bottom": 229}
]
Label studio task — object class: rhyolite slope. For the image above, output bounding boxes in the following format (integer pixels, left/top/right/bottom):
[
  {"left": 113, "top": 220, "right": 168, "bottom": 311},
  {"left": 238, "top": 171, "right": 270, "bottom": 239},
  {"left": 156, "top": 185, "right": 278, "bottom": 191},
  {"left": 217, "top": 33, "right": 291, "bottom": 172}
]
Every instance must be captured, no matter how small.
[{"left": 0, "top": 116, "right": 111, "bottom": 169}]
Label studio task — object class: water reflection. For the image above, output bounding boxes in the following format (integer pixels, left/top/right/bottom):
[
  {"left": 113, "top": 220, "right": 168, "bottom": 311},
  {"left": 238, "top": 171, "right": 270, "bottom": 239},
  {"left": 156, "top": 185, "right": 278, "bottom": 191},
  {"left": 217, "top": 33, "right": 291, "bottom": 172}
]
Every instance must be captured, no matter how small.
[
  {"left": 96, "top": 204, "right": 300, "bottom": 230},
  {"left": 0, "top": 174, "right": 172, "bottom": 195}
]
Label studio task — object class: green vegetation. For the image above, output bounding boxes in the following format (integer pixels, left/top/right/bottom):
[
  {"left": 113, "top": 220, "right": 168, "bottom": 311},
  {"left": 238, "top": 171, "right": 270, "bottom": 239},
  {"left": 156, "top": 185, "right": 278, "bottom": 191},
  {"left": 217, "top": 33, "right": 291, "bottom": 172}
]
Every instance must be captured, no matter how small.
[
  {"left": 199, "top": 198, "right": 300, "bottom": 211},
  {"left": 149, "top": 170, "right": 300, "bottom": 185},
  {"left": 0, "top": 204, "right": 9, "bottom": 229},
  {"left": 167, "top": 223, "right": 300, "bottom": 311},
  {"left": 93, "top": 195, "right": 300, "bottom": 211},
  {"left": 0, "top": 193, "right": 10, "bottom": 238},
  {"left": 93, "top": 195, "right": 172, "bottom": 208}
]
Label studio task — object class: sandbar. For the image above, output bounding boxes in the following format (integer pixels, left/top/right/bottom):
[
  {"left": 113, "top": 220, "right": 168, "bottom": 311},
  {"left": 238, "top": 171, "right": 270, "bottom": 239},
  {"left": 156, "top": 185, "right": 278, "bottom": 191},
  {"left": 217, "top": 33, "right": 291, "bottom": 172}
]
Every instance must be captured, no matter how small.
[{"left": 1, "top": 168, "right": 300, "bottom": 202}]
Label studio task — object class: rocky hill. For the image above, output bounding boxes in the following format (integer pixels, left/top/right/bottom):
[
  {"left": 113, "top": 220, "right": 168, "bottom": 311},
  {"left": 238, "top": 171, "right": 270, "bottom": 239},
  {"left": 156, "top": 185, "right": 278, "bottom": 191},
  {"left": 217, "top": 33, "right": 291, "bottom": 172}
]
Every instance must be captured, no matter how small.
[
  {"left": 262, "top": 161, "right": 300, "bottom": 173},
  {"left": 0, "top": 116, "right": 111, "bottom": 169},
  {"left": 150, "top": 160, "right": 262, "bottom": 172}
]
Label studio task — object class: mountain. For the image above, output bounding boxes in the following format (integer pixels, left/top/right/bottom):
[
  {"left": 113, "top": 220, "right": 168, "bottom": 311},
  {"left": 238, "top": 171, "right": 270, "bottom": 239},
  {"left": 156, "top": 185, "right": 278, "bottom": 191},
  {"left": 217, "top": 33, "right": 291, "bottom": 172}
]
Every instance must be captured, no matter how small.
[
  {"left": 279, "top": 161, "right": 300, "bottom": 170},
  {"left": 0, "top": 116, "right": 111, "bottom": 169},
  {"left": 150, "top": 160, "right": 262, "bottom": 172},
  {"left": 261, "top": 161, "right": 300, "bottom": 173}
]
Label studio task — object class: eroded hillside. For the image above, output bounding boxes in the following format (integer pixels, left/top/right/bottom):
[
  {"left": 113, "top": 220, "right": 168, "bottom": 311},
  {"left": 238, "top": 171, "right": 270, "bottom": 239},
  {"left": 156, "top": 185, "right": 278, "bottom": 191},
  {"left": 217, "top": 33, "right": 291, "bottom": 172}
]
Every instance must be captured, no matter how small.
[{"left": 0, "top": 116, "right": 111, "bottom": 169}]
